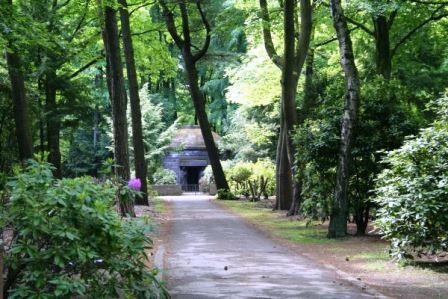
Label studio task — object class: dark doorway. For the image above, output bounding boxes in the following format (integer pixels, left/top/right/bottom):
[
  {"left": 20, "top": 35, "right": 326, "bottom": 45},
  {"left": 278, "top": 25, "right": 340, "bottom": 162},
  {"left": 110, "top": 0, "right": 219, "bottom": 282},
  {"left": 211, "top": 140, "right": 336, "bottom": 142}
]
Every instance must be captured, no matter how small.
[
  {"left": 186, "top": 166, "right": 204, "bottom": 184},
  {"left": 181, "top": 166, "right": 205, "bottom": 192}
]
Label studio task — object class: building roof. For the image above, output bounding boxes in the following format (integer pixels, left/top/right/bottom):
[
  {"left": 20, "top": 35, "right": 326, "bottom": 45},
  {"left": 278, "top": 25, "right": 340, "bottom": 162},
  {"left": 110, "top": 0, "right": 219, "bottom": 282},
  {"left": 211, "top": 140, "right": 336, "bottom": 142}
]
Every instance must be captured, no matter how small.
[{"left": 170, "top": 125, "right": 221, "bottom": 149}]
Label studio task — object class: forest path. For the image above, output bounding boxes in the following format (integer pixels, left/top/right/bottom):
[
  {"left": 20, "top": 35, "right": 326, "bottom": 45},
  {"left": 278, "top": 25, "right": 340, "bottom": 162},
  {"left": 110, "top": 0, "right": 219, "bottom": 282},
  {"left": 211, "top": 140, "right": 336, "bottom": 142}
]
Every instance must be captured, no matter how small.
[{"left": 161, "top": 194, "right": 380, "bottom": 299}]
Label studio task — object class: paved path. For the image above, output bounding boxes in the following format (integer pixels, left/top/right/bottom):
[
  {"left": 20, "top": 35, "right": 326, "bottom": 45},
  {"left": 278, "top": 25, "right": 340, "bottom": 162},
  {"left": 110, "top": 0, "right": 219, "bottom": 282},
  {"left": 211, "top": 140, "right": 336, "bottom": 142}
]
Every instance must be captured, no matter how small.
[{"left": 162, "top": 194, "right": 379, "bottom": 299}]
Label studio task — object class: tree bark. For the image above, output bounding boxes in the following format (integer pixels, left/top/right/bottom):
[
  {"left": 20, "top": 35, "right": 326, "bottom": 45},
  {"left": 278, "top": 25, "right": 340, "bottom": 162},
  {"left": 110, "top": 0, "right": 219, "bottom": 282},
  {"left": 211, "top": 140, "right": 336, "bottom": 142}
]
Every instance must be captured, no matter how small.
[
  {"left": 283, "top": 0, "right": 312, "bottom": 216},
  {"left": 118, "top": 0, "right": 148, "bottom": 205},
  {"left": 5, "top": 51, "right": 34, "bottom": 161},
  {"left": 3, "top": 0, "right": 34, "bottom": 161},
  {"left": 328, "top": 0, "right": 361, "bottom": 238},
  {"left": 100, "top": 2, "right": 134, "bottom": 217},
  {"left": 373, "top": 15, "right": 392, "bottom": 79},
  {"left": 277, "top": 126, "right": 293, "bottom": 211}
]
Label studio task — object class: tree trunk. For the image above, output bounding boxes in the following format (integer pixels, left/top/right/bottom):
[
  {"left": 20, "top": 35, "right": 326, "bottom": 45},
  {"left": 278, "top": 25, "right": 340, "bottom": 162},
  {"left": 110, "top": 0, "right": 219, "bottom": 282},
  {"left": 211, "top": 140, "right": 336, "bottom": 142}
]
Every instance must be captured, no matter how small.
[
  {"left": 4, "top": 0, "right": 34, "bottom": 161},
  {"left": 183, "top": 50, "right": 229, "bottom": 191},
  {"left": 5, "top": 51, "right": 34, "bottom": 161},
  {"left": 45, "top": 70, "right": 62, "bottom": 178},
  {"left": 101, "top": 3, "right": 134, "bottom": 217},
  {"left": 283, "top": 0, "right": 312, "bottom": 216},
  {"left": 119, "top": 0, "right": 148, "bottom": 205},
  {"left": 373, "top": 15, "right": 392, "bottom": 79},
  {"left": 300, "top": 28, "right": 316, "bottom": 123},
  {"left": 275, "top": 121, "right": 293, "bottom": 210},
  {"left": 261, "top": 0, "right": 312, "bottom": 214},
  {"left": 355, "top": 203, "right": 369, "bottom": 236},
  {"left": 328, "top": 0, "right": 361, "bottom": 238}
]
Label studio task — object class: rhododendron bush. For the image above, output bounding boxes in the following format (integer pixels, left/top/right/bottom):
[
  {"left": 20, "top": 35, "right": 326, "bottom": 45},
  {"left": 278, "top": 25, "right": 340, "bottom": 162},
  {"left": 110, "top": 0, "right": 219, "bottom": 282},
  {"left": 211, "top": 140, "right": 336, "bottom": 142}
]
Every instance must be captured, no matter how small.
[{"left": 0, "top": 160, "right": 167, "bottom": 298}]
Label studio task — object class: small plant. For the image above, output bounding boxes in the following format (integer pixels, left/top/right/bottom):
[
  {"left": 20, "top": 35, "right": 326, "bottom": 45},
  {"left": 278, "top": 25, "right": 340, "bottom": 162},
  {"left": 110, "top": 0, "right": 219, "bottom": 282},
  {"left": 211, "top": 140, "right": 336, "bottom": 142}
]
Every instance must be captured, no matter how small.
[{"left": 1, "top": 160, "right": 168, "bottom": 298}]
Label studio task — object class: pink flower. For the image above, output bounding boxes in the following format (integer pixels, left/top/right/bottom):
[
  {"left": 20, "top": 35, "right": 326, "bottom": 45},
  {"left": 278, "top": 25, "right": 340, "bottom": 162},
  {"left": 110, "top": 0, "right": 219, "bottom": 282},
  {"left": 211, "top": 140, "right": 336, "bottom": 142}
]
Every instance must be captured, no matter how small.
[{"left": 127, "top": 178, "right": 142, "bottom": 191}]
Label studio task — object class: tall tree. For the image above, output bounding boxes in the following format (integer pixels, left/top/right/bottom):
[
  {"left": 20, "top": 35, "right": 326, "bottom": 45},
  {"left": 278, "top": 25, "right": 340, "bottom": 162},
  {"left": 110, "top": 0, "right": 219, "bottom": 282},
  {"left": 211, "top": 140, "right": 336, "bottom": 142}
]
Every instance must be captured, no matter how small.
[
  {"left": 328, "top": 0, "right": 361, "bottom": 238},
  {"left": 159, "top": 0, "right": 230, "bottom": 192},
  {"left": 259, "top": 0, "right": 312, "bottom": 215},
  {"left": 118, "top": 0, "right": 149, "bottom": 205},
  {"left": 98, "top": 0, "right": 135, "bottom": 216},
  {"left": 2, "top": 0, "right": 34, "bottom": 161}
]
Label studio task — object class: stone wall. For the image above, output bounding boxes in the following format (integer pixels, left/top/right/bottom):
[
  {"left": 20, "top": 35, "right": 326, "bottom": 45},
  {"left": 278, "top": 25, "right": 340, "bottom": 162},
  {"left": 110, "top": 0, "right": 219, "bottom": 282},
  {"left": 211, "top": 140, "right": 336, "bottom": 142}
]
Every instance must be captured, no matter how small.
[{"left": 151, "top": 184, "right": 183, "bottom": 196}]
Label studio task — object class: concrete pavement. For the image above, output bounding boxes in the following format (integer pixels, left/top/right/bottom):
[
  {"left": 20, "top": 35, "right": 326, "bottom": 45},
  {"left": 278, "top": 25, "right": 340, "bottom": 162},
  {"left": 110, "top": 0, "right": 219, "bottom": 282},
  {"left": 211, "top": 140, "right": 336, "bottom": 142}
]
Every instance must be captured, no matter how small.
[{"left": 161, "top": 194, "right": 380, "bottom": 299}]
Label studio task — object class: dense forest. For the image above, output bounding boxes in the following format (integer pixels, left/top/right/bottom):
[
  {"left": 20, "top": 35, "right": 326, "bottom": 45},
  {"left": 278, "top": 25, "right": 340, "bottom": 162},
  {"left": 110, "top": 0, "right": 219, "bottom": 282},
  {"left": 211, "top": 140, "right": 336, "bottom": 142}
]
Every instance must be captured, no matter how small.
[{"left": 1, "top": 0, "right": 448, "bottom": 297}]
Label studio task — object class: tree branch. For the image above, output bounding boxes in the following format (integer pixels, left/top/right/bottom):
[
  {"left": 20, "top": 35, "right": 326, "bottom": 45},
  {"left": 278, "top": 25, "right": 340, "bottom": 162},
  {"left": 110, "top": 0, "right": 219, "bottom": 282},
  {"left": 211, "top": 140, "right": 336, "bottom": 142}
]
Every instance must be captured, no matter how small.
[
  {"left": 68, "top": 0, "right": 91, "bottom": 43},
  {"left": 129, "top": 1, "right": 156, "bottom": 17},
  {"left": 69, "top": 55, "right": 104, "bottom": 79},
  {"left": 388, "top": 9, "right": 398, "bottom": 29},
  {"left": 259, "top": 0, "right": 283, "bottom": 69},
  {"left": 130, "top": 26, "right": 165, "bottom": 37},
  {"left": 314, "top": 25, "right": 360, "bottom": 48},
  {"left": 178, "top": 0, "right": 191, "bottom": 48},
  {"left": 345, "top": 16, "right": 374, "bottom": 36},
  {"left": 294, "top": 0, "right": 313, "bottom": 73},
  {"left": 192, "top": 1, "right": 211, "bottom": 63},
  {"left": 391, "top": 5, "right": 448, "bottom": 57},
  {"left": 158, "top": 0, "right": 184, "bottom": 48}
]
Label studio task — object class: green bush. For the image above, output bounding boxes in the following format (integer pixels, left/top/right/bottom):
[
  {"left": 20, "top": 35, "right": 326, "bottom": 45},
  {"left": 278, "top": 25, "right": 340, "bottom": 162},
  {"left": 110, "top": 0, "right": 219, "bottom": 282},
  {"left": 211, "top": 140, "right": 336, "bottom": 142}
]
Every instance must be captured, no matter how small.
[
  {"left": 2, "top": 160, "right": 168, "bottom": 298},
  {"left": 217, "top": 189, "right": 236, "bottom": 201},
  {"left": 226, "top": 159, "right": 275, "bottom": 201},
  {"left": 374, "top": 95, "right": 448, "bottom": 260},
  {"left": 153, "top": 168, "right": 177, "bottom": 185}
]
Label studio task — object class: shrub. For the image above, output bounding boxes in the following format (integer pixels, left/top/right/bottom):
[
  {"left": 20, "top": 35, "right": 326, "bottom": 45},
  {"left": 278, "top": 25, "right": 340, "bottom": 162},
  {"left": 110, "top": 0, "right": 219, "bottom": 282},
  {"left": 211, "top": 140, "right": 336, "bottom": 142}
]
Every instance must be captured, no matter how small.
[
  {"left": 1, "top": 160, "right": 167, "bottom": 298},
  {"left": 225, "top": 159, "right": 275, "bottom": 201},
  {"left": 227, "top": 162, "right": 252, "bottom": 197},
  {"left": 373, "top": 95, "right": 448, "bottom": 260},
  {"left": 153, "top": 168, "right": 177, "bottom": 185},
  {"left": 217, "top": 189, "right": 236, "bottom": 201}
]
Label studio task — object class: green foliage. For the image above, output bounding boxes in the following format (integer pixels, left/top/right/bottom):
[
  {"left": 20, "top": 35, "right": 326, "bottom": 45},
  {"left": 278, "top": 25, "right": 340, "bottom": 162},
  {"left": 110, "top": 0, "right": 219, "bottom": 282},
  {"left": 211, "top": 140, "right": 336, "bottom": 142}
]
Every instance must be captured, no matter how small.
[
  {"left": 220, "top": 109, "right": 278, "bottom": 161},
  {"left": 64, "top": 128, "right": 111, "bottom": 177},
  {"left": 224, "top": 159, "right": 275, "bottom": 201},
  {"left": 2, "top": 160, "right": 167, "bottom": 298},
  {"left": 217, "top": 189, "right": 236, "bottom": 201},
  {"left": 153, "top": 168, "right": 177, "bottom": 185},
  {"left": 294, "top": 77, "right": 419, "bottom": 228},
  {"left": 374, "top": 94, "right": 448, "bottom": 260},
  {"left": 133, "top": 85, "right": 177, "bottom": 181}
]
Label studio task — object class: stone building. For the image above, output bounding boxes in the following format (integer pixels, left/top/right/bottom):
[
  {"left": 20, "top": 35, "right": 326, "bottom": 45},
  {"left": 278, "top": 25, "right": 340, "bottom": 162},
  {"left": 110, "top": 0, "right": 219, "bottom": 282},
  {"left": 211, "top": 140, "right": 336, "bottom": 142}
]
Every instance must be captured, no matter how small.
[{"left": 163, "top": 125, "right": 220, "bottom": 191}]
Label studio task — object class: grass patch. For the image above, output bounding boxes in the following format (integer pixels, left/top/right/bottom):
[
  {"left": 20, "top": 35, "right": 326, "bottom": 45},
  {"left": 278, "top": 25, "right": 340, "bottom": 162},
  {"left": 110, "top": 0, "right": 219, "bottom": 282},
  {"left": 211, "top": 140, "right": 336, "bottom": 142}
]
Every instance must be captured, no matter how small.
[
  {"left": 352, "top": 250, "right": 389, "bottom": 261},
  {"left": 218, "top": 200, "right": 333, "bottom": 245}
]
